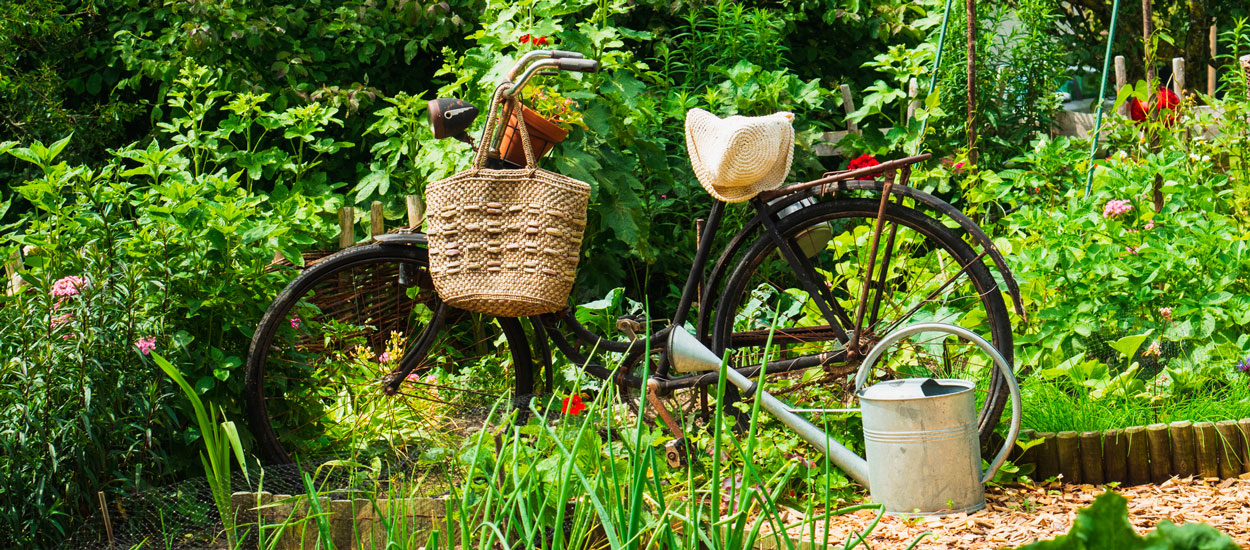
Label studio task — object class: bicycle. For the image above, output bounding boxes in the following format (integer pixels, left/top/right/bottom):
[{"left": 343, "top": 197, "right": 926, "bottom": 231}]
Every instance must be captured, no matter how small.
[{"left": 243, "top": 49, "right": 1026, "bottom": 465}]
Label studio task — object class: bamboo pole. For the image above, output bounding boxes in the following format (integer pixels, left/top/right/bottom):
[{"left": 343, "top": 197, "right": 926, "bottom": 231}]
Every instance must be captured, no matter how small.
[
  {"left": 965, "top": 0, "right": 978, "bottom": 164},
  {"left": 840, "top": 84, "right": 860, "bottom": 136},
  {"left": 406, "top": 195, "right": 425, "bottom": 230},
  {"left": 1194, "top": 421, "right": 1220, "bottom": 478},
  {"left": 1169, "top": 421, "right": 1196, "bottom": 477},
  {"left": 339, "top": 207, "right": 355, "bottom": 248},
  {"left": 907, "top": 77, "right": 921, "bottom": 124},
  {"left": 1125, "top": 426, "right": 1150, "bottom": 485},
  {"left": 1215, "top": 420, "right": 1243, "bottom": 477},
  {"left": 1079, "top": 431, "right": 1104, "bottom": 485},
  {"left": 1146, "top": 423, "right": 1172, "bottom": 483},
  {"left": 1035, "top": 432, "right": 1059, "bottom": 481},
  {"left": 1056, "top": 431, "right": 1082, "bottom": 484},
  {"left": 370, "top": 201, "right": 385, "bottom": 236},
  {"left": 1103, "top": 429, "right": 1128, "bottom": 483}
]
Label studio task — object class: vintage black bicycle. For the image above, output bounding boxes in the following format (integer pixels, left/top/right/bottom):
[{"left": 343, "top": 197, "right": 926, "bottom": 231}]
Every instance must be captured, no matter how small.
[{"left": 244, "top": 50, "right": 1025, "bottom": 465}]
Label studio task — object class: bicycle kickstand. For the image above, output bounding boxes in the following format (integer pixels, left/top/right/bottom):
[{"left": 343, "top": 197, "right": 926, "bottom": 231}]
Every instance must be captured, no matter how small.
[{"left": 645, "top": 379, "right": 693, "bottom": 468}]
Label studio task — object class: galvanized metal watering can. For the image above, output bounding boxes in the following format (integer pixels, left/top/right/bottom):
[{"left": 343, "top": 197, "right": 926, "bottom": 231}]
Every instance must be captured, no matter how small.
[{"left": 667, "top": 322, "right": 1021, "bottom": 516}]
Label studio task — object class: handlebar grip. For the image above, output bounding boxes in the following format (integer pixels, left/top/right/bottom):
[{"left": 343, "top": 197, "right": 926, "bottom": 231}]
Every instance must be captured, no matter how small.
[
  {"left": 555, "top": 58, "right": 600, "bottom": 73},
  {"left": 549, "top": 50, "right": 585, "bottom": 59}
]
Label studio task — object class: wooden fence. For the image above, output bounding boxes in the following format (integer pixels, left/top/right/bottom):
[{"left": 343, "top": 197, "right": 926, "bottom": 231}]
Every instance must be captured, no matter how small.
[{"left": 1009, "top": 419, "right": 1250, "bottom": 485}]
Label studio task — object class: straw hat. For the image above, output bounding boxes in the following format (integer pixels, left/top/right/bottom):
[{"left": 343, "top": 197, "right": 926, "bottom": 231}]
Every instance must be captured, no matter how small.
[{"left": 685, "top": 108, "right": 795, "bottom": 203}]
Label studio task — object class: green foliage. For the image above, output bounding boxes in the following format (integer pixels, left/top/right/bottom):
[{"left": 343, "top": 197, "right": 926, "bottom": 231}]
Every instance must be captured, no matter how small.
[{"left": 1019, "top": 491, "right": 1238, "bottom": 550}]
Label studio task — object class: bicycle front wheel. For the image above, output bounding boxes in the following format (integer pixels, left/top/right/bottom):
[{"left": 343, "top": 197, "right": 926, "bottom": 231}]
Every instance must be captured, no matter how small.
[
  {"left": 244, "top": 243, "right": 529, "bottom": 465},
  {"left": 712, "top": 197, "right": 1014, "bottom": 443}
]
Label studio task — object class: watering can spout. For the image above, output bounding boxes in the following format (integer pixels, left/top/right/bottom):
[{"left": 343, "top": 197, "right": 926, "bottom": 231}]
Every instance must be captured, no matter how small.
[{"left": 666, "top": 329, "right": 871, "bottom": 487}]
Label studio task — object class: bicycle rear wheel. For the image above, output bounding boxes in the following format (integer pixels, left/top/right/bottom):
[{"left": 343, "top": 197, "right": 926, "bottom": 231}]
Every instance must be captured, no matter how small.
[
  {"left": 712, "top": 197, "right": 1014, "bottom": 443},
  {"left": 244, "top": 243, "right": 531, "bottom": 465}
]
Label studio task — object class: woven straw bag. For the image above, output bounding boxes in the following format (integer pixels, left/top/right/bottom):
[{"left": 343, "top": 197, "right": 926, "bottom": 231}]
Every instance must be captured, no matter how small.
[{"left": 425, "top": 85, "right": 590, "bottom": 317}]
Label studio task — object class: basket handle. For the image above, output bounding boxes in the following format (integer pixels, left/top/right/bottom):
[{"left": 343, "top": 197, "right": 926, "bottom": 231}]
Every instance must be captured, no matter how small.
[{"left": 472, "top": 84, "right": 538, "bottom": 170}]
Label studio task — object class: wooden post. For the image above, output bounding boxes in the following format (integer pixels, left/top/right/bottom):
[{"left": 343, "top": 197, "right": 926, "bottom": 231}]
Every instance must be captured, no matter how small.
[
  {"left": 1115, "top": 56, "right": 1129, "bottom": 117},
  {"left": 97, "top": 492, "right": 114, "bottom": 548},
  {"left": 1079, "top": 431, "right": 1104, "bottom": 485},
  {"left": 1215, "top": 420, "right": 1243, "bottom": 477},
  {"left": 839, "top": 84, "right": 860, "bottom": 136},
  {"left": 906, "top": 77, "right": 921, "bottom": 124},
  {"left": 1209, "top": 24, "right": 1218, "bottom": 96},
  {"left": 1103, "top": 429, "right": 1128, "bottom": 483},
  {"left": 1239, "top": 419, "right": 1250, "bottom": 474},
  {"left": 1056, "top": 431, "right": 1082, "bottom": 484},
  {"left": 1194, "top": 421, "right": 1220, "bottom": 478},
  {"left": 339, "top": 207, "right": 355, "bottom": 248},
  {"left": 1146, "top": 423, "right": 1172, "bottom": 483},
  {"left": 4, "top": 251, "right": 21, "bottom": 295},
  {"left": 406, "top": 195, "right": 425, "bottom": 230},
  {"left": 1172, "top": 57, "right": 1185, "bottom": 98},
  {"left": 370, "top": 201, "right": 385, "bottom": 237},
  {"left": 1169, "top": 420, "right": 1196, "bottom": 477},
  {"left": 966, "top": 0, "right": 978, "bottom": 164},
  {"left": 1125, "top": 426, "right": 1150, "bottom": 485},
  {"left": 1035, "top": 432, "right": 1059, "bottom": 481}
]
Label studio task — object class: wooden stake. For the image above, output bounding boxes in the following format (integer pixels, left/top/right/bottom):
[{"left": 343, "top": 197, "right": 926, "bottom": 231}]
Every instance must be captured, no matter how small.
[
  {"left": 907, "top": 77, "right": 921, "bottom": 124},
  {"left": 1146, "top": 423, "right": 1172, "bottom": 483},
  {"left": 1125, "top": 426, "right": 1150, "bottom": 485},
  {"left": 1056, "top": 431, "right": 1082, "bottom": 484},
  {"left": 1079, "top": 431, "right": 1104, "bottom": 485},
  {"left": 1115, "top": 56, "right": 1129, "bottom": 117},
  {"left": 339, "top": 207, "right": 355, "bottom": 248},
  {"left": 1215, "top": 420, "right": 1243, "bottom": 477},
  {"left": 1209, "top": 23, "right": 1218, "bottom": 96},
  {"left": 370, "top": 201, "right": 385, "bottom": 237},
  {"left": 1103, "top": 429, "right": 1128, "bottom": 483},
  {"left": 1169, "top": 421, "right": 1197, "bottom": 477},
  {"left": 1172, "top": 57, "right": 1185, "bottom": 97},
  {"left": 840, "top": 84, "right": 860, "bottom": 136},
  {"left": 1194, "top": 421, "right": 1220, "bottom": 478},
  {"left": 1035, "top": 432, "right": 1059, "bottom": 481},
  {"left": 4, "top": 251, "right": 21, "bottom": 296},
  {"left": 406, "top": 195, "right": 426, "bottom": 230}
]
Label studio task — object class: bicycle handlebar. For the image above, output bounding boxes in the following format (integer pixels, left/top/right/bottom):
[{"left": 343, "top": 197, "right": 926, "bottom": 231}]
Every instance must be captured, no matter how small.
[{"left": 504, "top": 57, "right": 600, "bottom": 97}]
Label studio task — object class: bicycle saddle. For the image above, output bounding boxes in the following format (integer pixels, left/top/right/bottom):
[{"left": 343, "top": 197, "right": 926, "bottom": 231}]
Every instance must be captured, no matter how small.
[{"left": 428, "top": 97, "right": 479, "bottom": 143}]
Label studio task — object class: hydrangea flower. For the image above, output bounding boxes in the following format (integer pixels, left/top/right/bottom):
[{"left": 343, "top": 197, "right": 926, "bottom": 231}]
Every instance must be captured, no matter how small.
[
  {"left": 847, "top": 153, "right": 881, "bottom": 177},
  {"left": 1103, "top": 200, "right": 1132, "bottom": 218},
  {"left": 135, "top": 336, "right": 157, "bottom": 355}
]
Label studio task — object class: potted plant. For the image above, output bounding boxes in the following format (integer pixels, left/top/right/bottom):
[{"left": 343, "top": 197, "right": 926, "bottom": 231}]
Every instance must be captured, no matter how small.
[{"left": 498, "top": 85, "right": 584, "bottom": 166}]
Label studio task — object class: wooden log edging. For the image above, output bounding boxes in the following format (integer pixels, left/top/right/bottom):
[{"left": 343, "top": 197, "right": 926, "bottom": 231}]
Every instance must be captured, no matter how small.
[{"left": 1015, "top": 418, "right": 1250, "bottom": 485}]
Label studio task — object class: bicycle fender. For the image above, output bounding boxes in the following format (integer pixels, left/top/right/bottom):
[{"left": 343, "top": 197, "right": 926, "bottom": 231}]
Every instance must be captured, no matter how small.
[
  {"left": 371, "top": 232, "right": 428, "bottom": 246},
  {"left": 819, "top": 180, "right": 1026, "bottom": 321}
]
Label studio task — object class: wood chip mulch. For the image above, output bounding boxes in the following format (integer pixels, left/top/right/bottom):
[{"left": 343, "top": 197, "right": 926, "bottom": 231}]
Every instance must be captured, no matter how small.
[{"left": 765, "top": 476, "right": 1250, "bottom": 549}]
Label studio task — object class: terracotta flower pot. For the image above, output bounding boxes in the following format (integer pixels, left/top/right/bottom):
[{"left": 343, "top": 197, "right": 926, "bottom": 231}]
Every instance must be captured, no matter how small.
[{"left": 498, "top": 105, "right": 569, "bottom": 166}]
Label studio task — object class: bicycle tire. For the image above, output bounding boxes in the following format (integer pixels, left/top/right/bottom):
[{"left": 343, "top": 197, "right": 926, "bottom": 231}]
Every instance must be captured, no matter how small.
[
  {"left": 711, "top": 198, "right": 1014, "bottom": 444},
  {"left": 244, "top": 243, "right": 532, "bottom": 465}
]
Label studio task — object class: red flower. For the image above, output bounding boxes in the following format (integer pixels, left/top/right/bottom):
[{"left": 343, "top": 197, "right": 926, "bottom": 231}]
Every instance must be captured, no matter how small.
[
  {"left": 847, "top": 153, "right": 882, "bottom": 179},
  {"left": 1128, "top": 87, "right": 1180, "bottom": 125},
  {"left": 534, "top": 36, "right": 549, "bottom": 46},
  {"left": 519, "top": 34, "right": 531, "bottom": 44},
  {"left": 1128, "top": 97, "right": 1148, "bottom": 122},
  {"left": 562, "top": 393, "right": 586, "bottom": 415}
]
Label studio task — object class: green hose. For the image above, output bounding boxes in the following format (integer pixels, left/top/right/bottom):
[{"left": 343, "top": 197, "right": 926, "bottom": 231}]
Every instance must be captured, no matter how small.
[
  {"left": 915, "top": 0, "right": 957, "bottom": 154},
  {"left": 1083, "top": 0, "right": 1124, "bottom": 197}
]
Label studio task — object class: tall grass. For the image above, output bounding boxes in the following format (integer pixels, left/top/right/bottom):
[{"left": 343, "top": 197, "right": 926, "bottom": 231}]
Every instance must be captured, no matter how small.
[{"left": 1022, "top": 379, "right": 1250, "bottom": 433}]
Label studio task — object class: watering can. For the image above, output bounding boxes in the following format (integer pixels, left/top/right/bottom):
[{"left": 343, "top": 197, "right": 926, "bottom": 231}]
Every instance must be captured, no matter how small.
[{"left": 667, "top": 322, "right": 1021, "bottom": 516}]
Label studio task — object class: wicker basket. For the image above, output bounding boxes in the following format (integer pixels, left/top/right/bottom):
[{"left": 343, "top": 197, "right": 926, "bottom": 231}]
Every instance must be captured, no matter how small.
[{"left": 424, "top": 86, "right": 590, "bottom": 317}]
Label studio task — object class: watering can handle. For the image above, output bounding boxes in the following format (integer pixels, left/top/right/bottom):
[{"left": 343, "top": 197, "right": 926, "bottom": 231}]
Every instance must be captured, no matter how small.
[{"left": 851, "top": 322, "right": 1022, "bottom": 485}]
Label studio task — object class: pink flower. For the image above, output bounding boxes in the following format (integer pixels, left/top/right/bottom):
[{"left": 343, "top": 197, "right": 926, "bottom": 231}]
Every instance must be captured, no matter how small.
[
  {"left": 1159, "top": 307, "right": 1172, "bottom": 322},
  {"left": 1144, "top": 341, "right": 1162, "bottom": 357},
  {"left": 406, "top": 372, "right": 420, "bottom": 382},
  {"left": 51, "top": 313, "right": 73, "bottom": 328},
  {"left": 1125, "top": 245, "right": 1138, "bottom": 255},
  {"left": 290, "top": 317, "right": 301, "bottom": 329},
  {"left": 134, "top": 336, "right": 156, "bottom": 355},
  {"left": 660, "top": 194, "right": 667, "bottom": 199},
  {"left": 952, "top": 161, "right": 965, "bottom": 170},
  {"left": 1103, "top": 200, "right": 1132, "bottom": 219},
  {"left": 51, "top": 275, "right": 86, "bottom": 297},
  {"left": 1144, "top": 220, "right": 1156, "bottom": 230},
  {"left": 378, "top": 352, "right": 393, "bottom": 363}
]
